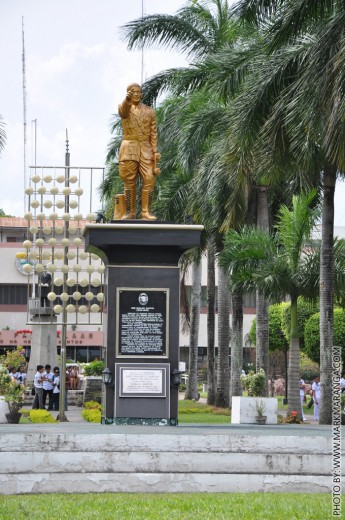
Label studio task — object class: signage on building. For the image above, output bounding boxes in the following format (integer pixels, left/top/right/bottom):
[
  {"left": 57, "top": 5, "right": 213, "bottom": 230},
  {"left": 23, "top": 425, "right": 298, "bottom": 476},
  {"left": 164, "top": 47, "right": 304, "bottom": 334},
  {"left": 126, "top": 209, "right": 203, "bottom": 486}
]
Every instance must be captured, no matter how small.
[{"left": 0, "top": 330, "right": 103, "bottom": 346}]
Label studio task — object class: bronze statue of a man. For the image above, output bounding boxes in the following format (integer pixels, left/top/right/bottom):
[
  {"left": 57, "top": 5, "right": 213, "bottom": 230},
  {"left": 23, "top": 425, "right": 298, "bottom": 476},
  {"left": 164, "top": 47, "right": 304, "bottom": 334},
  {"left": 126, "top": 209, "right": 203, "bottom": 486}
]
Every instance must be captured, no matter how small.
[{"left": 117, "top": 83, "right": 161, "bottom": 220}]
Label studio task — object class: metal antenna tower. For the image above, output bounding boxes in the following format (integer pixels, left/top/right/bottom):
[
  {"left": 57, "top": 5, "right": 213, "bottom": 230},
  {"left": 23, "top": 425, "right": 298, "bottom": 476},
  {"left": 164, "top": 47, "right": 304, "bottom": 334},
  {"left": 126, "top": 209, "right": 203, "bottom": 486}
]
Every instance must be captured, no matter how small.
[
  {"left": 141, "top": 0, "right": 145, "bottom": 85},
  {"left": 22, "top": 17, "right": 28, "bottom": 210}
]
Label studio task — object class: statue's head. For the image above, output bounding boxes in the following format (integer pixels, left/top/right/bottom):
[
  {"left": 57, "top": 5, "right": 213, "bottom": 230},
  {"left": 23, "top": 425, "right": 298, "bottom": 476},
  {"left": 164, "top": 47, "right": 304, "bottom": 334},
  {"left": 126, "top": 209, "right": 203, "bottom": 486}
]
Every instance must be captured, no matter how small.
[
  {"left": 126, "top": 83, "right": 142, "bottom": 105},
  {"left": 127, "top": 82, "right": 141, "bottom": 92}
]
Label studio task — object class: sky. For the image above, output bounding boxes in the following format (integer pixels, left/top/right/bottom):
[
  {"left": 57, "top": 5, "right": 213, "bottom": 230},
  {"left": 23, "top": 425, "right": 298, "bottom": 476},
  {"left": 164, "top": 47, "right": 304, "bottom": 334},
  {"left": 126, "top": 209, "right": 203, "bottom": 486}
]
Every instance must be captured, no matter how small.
[
  {"left": 0, "top": 0, "right": 187, "bottom": 216},
  {"left": 1, "top": 0, "right": 345, "bottom": 225}
]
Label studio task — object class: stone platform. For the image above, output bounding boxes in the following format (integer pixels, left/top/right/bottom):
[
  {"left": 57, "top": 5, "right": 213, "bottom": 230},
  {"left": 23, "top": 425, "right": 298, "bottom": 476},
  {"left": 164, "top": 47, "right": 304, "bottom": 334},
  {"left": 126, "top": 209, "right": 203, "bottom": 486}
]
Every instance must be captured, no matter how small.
[{"left": 0, "top": 412, "right": 343, "bottom": 495}]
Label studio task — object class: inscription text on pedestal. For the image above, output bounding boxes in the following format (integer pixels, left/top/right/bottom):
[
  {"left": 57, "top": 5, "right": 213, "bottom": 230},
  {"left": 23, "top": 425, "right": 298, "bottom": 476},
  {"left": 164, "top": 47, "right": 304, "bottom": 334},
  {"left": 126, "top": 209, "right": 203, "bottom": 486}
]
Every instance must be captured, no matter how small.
[{"left": 116, "top": 288, "right": 169, "bottom": 357}]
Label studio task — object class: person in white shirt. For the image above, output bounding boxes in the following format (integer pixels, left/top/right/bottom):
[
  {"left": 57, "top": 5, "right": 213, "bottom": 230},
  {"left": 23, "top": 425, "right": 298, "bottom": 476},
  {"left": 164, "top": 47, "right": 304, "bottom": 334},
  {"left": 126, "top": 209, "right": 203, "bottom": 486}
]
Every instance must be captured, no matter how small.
[
  {"left": 42, "top": 364, "right": 54, "bottom": 411},
  {"left": 16, "top": 366, "right": 27, "bottom": 386},
  {"left": 32, "top": 365, "right": 44, "bottom": 409},
  {"left": 299, "top": 379, "right": 306, "bottom": 420},
  {"left": 340, "top": 371, "right": 345, "bottom": 393},
  {"left": 312, "top": 376, "right": 321, "bottom": 421},
  {"left": 52, "top": 367, "right": 60, "bottom": 411}
]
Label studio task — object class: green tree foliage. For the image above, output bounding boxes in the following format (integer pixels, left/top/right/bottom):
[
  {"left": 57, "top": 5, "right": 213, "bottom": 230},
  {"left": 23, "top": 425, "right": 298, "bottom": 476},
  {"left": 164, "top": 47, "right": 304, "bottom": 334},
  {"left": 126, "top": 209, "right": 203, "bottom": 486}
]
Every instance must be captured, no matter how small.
[
  {"left": 220, "top": 191, "right": 321, "bottom": 418},
  {"left": 299, "top": 352, "right": 320, "bottom": 383},
  {"left": 304, "top": 308, "right": 345, "bottom": 364},
  {"left": 280, "top": 298, "right": 319, "bottom": 350},
  {"left": 0, "top": 346, "right": 26, "bottom": 369},
  {"left": 249, "top": 303, "right": 289, "bottom": 352},
  {"left": 82, "top": 360, "right": 104, "bottom": 376}
]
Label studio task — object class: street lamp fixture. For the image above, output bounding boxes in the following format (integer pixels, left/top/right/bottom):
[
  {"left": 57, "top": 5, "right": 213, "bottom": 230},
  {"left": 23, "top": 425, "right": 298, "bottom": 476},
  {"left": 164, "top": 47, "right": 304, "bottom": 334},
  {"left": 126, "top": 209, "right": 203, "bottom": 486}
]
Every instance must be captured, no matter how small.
[
  {"left": 102, "top": 367, "right": 113, "bottom": 386},
  {"left": 171, "top": 368, "right": 184, "bottom": 387}
]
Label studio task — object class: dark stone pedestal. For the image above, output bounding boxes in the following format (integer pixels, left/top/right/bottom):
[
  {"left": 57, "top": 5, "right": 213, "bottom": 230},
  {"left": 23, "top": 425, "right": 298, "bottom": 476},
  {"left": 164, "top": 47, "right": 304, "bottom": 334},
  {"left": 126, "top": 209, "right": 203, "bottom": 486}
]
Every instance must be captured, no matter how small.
[{"left": 84, "top": 222, "right": 203, "bottom": 425}]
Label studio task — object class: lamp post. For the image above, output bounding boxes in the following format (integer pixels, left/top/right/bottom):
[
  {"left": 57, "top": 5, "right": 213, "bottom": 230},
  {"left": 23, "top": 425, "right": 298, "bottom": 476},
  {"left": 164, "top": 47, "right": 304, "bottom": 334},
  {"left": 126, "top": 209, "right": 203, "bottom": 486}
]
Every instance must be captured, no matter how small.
[{"left": 58, "top": 131, "right": 70, "bottom": 422}]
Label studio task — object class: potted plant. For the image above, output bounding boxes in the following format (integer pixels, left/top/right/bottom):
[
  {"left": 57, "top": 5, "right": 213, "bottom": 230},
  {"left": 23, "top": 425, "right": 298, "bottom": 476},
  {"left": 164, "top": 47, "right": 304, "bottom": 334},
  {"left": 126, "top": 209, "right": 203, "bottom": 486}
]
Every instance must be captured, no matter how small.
[
  {"left": 4, "top": 380, "right": 25, "bottom": 423},
  {"left": 255, "top": 399, "right": 267, "bottom": 425},
  {"left": 232, "top": 369, "right": 278, "bottom": 424}
]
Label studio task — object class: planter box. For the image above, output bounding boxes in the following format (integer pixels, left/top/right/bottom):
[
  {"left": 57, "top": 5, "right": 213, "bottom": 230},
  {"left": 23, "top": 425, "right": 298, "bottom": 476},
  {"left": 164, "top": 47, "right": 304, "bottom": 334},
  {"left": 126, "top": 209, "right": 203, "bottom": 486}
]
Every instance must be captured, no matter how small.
[
  {"left": 231, "top": 396, "right": 278, "bottom": 425},
  {"left": 83, "top": 377, "right": 102, "bottom": 404}
]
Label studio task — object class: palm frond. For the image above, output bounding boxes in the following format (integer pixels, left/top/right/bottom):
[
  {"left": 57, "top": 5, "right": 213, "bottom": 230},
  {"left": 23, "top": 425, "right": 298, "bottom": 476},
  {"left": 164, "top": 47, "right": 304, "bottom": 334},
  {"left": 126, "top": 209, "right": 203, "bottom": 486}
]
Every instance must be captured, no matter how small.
[
  {"left": 275, "top": 189, "right": 319, "bottom": 271},
  {"left": 121, "top": 12, "right": 212, "bottom": 60}
]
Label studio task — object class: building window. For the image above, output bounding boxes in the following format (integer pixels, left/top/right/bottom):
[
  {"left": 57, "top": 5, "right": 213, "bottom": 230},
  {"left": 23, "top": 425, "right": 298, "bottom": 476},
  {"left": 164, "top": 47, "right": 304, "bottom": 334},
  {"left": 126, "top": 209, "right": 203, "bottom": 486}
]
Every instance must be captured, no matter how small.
[{"left": 0, "top": 284, "right": 28, "bottom": 305}]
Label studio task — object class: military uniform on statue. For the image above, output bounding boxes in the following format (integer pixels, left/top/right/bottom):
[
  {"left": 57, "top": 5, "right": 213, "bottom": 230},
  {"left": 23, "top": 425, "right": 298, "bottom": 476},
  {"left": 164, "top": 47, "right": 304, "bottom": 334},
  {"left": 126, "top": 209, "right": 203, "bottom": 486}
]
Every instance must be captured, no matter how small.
[{"left": 116, "top": 82, "right": 161, "bottom": 220}]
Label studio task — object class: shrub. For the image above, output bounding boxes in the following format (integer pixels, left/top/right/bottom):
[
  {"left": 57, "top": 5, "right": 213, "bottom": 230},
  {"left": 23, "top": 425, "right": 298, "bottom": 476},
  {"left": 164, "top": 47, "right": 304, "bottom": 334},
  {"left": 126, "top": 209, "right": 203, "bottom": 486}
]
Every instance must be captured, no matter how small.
[
  {"left": 30, "top": 409, "right": 56, "bottom": 423},
  {"left": 0, "top": 346, "right": 26, "bottom": 369},
  {"left": 84, "top": 400, "right": 101, "bottom": 410},
  {"left": 249, "top": 369, "right": 266, "bottom": 396},
  {"left": 5, "top": 381, "right": 25, "bottom": 412},
  {"left": 0, "top": 367, "right": 11, "bottom": 394},
  {"left": 82, "top": 408, "right": 101, "bottom": 422},
  {"left": 299, "top": 352, "right": 320, "bottom": 382},
  {"left": 304, "top": 308, "right": 345, "bottom": 364},
  {"left": 241, "top": 369, "right": 266, "bottom": 397},
  {"left": 83, "top": 360, "right": 104, "bottom": 376}
]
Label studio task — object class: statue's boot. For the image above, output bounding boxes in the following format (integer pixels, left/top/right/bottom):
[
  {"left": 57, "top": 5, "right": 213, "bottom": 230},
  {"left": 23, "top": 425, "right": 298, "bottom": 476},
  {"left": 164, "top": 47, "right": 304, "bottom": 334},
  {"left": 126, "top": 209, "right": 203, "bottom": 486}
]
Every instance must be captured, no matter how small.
[
  {"left": 141, "top": 189, "right": 157, "bottom": 220},
  {"left": 113, "top": 194, "right": 126, "bottom": 220},
  {"left": 121, "top": 187, "right": 136, "bottom": 220}
]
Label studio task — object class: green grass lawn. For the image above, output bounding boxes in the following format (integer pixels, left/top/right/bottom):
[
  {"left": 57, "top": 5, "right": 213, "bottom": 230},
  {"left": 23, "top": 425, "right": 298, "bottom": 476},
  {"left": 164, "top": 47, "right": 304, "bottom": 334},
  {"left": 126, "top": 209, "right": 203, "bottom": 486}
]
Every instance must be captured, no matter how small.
[
  {"left": 0, "top": 492, "right": 333, "bottom": 519},
  {"left": 178, "top": 394, "right": 315, "bottom": 424},
  {"left": 178, "top": 399, "right": 230, "bottom": 423}
]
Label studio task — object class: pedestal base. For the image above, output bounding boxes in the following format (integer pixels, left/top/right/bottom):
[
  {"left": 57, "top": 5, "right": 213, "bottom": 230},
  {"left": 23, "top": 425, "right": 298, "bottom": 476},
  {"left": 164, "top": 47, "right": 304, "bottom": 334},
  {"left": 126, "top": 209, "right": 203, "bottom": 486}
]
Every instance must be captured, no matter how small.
[
  {"left": 83, "top": 222, "right": 203, "bottom": 424},
  {"left": 102, "top": 417, "right": 178, "bottom": 426}
]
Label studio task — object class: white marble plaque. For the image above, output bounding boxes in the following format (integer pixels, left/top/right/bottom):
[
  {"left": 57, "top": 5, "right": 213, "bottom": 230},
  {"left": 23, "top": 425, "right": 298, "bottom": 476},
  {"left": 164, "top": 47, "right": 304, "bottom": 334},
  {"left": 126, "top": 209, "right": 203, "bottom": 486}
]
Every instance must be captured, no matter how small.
[{"left": 121, "top": 368, "right": 165, "bottom": 396}]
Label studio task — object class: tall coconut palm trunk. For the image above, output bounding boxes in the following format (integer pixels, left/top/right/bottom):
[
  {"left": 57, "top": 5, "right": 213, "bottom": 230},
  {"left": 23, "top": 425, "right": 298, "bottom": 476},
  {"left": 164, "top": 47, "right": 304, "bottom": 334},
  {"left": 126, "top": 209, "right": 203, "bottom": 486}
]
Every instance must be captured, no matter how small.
[
  {"left": 230, "top": 291, "right": 243, "bottom": 402},
  {"left": 319, "top": 163, "right": 336, "bottom": 424},
  {"left": 256, "top": 185, "right": 270, "bottom": 395},
  {"left": 215, "top": 265, "right": 230, "bottom": 408},
  {"left": 207, "top": 240, "right": 216, "bottom": 405},
  {"left": 287, "top": 296, "right": 303, "bottom": 418},
  {"left": 185, "top": 261, "right": 202, "bottom": 401}
]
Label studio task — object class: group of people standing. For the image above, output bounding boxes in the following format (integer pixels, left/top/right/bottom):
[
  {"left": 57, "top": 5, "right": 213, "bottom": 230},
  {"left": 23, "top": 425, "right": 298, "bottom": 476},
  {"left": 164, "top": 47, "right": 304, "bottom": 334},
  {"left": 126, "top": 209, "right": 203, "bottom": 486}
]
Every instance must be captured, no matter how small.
[
  {"left": 32, "top": 364, "right": 60, "bottom": 411},
  {"left": 8, "top": 365, "right": 27, "bottom": 386}
]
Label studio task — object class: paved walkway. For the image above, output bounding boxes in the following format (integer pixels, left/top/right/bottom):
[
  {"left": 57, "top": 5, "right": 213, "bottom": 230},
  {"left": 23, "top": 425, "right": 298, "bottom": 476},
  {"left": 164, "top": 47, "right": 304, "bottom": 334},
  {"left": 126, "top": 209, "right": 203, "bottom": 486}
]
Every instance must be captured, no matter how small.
[
  {"left": 0, "top": 405, "right": 337, "bottom": 438},
  {"left": 50, "top": 402, "right": 320, "bottom": 426}
]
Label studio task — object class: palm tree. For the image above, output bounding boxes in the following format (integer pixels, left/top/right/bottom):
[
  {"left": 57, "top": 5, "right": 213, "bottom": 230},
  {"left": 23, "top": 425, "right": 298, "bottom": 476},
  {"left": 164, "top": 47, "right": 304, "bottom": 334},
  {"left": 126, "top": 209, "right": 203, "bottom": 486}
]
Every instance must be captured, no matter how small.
[
  {"left": 220, "top": 191, "right": 320, "bottom": 418},
  {"left": 183, "top": 255, "right": 203, "bottom": 401},
  {"left": 122, "top": 1, "right": 238, "bottom": 61},
  {"left": 231, "top": 0, "right": 345, "bottom": 423},
  {"left": 216, "top": 265, "right": 231, "bottom": 407}
]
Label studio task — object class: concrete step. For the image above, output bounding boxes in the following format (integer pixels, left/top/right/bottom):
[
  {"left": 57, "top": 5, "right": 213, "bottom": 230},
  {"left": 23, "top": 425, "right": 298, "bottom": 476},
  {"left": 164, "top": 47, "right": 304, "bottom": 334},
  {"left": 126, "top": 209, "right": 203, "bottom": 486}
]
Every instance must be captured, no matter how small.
[{"left": 0, "top": 426, "right": 343, "bottom": 494}]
